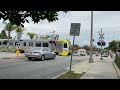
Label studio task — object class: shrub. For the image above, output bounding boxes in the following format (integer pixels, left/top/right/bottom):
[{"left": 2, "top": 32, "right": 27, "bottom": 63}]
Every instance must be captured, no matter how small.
[{"left": 115, "top": 58, "right": 120, "bottom": 69}]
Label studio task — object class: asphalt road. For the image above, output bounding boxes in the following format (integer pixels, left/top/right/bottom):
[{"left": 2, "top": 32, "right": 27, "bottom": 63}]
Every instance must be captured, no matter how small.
[{"left": 0, "top": 55, "right": 89, "bottom": 79}]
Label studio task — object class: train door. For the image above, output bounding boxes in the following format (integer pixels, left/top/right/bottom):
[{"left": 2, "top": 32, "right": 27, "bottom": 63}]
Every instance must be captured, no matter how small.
[
  {"left": 62, "top": 42, "right": 69, "bottom": 52},
  {"left": 55, "top": 41, "right": 62, "bottom": 55}
]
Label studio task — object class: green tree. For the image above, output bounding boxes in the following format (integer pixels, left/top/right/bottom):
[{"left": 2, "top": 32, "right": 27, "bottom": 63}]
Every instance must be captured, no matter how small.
[
  {"left": 71, "top": 44, "right": 80, "bottom": 50},
  {"left": 27, "top": 32, "right": 36, "bottom": 39},
  {"left": 93, "top": 45, "right": 98, "bottom": 51},
  {"left": 15, "top": 26, "right": 26, "bottom": 39},
  {"left": 3, "top": 22, "right": 17, "bottom": 39},
  {"left": 108, "top": 40, "right": 119, "bottom": 52},
  {"left": 0, "top": 11, "right": 67, "bottom": 27},
  {"left": 16, "top": 26, "right": 26, "bottom": 33},
  {"left": 0, "top": 30, "right": 7, "bottom": 39},
  {"left": 82, "top": 45, "right": 90, "bottom": 51}
]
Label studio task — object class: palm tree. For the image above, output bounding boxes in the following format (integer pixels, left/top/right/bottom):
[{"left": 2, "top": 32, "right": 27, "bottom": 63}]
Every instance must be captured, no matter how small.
[
  {"left": 15, "top": 26, "right": 26, "bottom": 39},
  {"left": 27, "top": 32, "right": 36, "bottom": 39},
  {"left": 3, "top": 22, "right": 17, "bottom": 39}
]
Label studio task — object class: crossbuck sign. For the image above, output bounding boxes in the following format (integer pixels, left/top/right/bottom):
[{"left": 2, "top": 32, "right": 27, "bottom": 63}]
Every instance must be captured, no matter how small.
[{"left": 70, "top": 23, "right": 81, "bottom": 36}]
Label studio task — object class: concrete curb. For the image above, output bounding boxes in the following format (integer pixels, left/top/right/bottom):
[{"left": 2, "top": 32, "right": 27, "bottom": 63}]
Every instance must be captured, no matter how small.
[
  {"left": 52, "top": 60, "right": 87, "bottom": 79},
  {"left": 52, "top": 71, "right": 68, "bottom": 79},
  {"left": 0, "top": 57, "right": 26, "bottom": 60},
  {"left": 112, "top": 61, "right": 120, "bottom": 79},
  {"left": 52, "top": 60, "right": 94, "bottom": 79}
]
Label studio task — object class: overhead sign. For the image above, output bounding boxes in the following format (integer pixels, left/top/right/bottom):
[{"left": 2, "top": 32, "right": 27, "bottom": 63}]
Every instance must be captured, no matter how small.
[{"left": 70, "top": 23, "right": 81, "bottom": 36}]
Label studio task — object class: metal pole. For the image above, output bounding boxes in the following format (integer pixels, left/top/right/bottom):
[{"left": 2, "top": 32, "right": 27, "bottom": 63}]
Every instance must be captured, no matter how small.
[
  {"left": 100, "top": 28, "right": 103, "bottom": 60},
  {"left": 89, "top": 11, "right": 94, "bottom": 63},
  {"left": 70, "top": 35, "right": 75, "bottom": 72},
  {"left": 53, "top": 31, "right": 55, "bottom": 39},
  {"left": 52, "top": 31, "right": 55, "bottom": 50}
]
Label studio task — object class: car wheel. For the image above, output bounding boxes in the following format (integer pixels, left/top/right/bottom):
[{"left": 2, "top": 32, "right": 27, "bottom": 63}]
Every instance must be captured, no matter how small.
[
  {"left": 28, "top": 57, "right": 32, "bottom": 60},
  {"left": 41, "top": 55, "right": 45, "bottom": 61},
  {"left": 53, "top": 54, "right": 56, "bottom": 59}
]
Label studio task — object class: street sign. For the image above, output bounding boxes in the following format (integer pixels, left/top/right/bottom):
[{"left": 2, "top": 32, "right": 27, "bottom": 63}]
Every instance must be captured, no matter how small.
[
  {"left": 69, "top": 23, "right": 81, "bottom": 72},
  {"left": 16, "top": 49, "right": 20, "bottom": 57},
  {"left": 70, "top": 23, "right": 81, "bottom": 36}
]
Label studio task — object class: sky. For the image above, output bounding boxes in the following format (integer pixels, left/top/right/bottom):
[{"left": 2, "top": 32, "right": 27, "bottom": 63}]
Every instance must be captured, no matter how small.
[{"left": 0, "top": 11, "right": 120, "bottom": 48}]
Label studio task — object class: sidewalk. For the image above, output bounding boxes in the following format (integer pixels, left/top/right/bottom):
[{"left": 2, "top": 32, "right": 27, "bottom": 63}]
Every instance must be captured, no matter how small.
[
  {"left": 0, "top": 52, "right": 26, "bottom": 59},
  {"left": 66, "top": 56, "right": 119, "bottom": 79},
  {"left": 81, "top": 57, "right": 118, "bottom": 79}
]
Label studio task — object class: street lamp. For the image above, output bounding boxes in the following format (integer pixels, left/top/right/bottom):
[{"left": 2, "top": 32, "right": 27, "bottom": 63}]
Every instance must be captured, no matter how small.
[{"left": 89, "top": 11, "right": 94, "bottom": 63}]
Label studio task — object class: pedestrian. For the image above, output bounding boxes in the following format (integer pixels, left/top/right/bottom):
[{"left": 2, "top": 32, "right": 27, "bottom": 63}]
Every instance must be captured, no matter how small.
[{"left": 110, "top": 53, "right": 113, "bottom": 58}]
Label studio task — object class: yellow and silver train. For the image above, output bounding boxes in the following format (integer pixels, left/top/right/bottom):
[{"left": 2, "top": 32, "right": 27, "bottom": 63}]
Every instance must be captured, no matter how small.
[{"left": 0, "top": 39, "right": 71, "bottom": 56}]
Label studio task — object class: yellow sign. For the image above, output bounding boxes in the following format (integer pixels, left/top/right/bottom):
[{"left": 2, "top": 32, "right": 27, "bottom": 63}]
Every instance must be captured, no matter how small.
[{"left": 16, "top": 49, "right": 20, "bottom": 57}]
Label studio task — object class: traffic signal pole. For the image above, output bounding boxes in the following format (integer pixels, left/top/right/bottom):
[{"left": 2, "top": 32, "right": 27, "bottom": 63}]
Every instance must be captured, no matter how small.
[{"left": 97, "top": 29, "right": 105, "bottom": 60}]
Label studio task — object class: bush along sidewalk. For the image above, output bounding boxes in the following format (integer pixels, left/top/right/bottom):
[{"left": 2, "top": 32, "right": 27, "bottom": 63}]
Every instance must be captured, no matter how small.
[
  {"left": 55, "top": 71, "right": 85, "bottom": 79},
  {"left": 115, "top": 58, "right": 120, "bottom": 69}
]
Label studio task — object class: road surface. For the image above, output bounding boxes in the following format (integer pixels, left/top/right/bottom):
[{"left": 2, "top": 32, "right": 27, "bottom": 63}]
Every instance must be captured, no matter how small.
[{"left": 0, "top": 55, "right": 89, "bottom": 79}]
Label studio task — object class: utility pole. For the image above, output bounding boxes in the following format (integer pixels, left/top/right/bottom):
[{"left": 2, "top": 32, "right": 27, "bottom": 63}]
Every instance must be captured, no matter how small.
[
  {"left": 89, "top": 11, "right": 94, "bottom": 63},
  {"left": 51, "top": 31, "right": 55, "bottom": 50},
  {"left": 52, "top": 31, "right": 55, "bottom": 39}
]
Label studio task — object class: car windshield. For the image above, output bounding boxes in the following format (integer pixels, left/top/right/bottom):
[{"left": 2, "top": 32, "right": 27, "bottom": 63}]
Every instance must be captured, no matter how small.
[{"left": 29, "top": 47, "right": 42, "bottom": 51}]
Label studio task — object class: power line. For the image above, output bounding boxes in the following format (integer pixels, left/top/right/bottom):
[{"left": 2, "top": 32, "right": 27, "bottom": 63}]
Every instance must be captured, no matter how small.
[{"left": 24, "top": 26, "right": 120, "bottom": 31}]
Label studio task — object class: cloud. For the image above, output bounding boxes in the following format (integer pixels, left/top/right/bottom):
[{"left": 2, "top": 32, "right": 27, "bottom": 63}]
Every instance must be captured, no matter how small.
[{"left": 1, "top": 11, "right": 120, "bottom": 48}]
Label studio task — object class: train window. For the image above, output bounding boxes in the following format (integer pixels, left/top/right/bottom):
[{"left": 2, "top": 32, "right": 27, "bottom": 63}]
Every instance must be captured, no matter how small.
[
  {"left": 42, "top": 48, "right": 48, "bottom": 51},
  {"left": 9, "top": 42, "right": 13, "bottom": 46},
  {"left": 36, "top": 42, "right": 41, "bottom": 47},
  {"left": 43, "top": 43, "right": 48, "bottom": 47},
  {"left": 15, "top": 42, "right": 18, "bottom": 46},
  {"left": 0, "top": 42, "right": 2, "bottom": 45},
  {"left": 3, "top": 41, "right": 8, "bottom": 45},
  {"left": 64, "top": 43, "right": 67, "bottom": 48},
  {"left": 23, "top": 42, "right": 26, "bottom": 46},
  {"left": 54, "top": 43, "right": 56, "bottom": 46},
  {"left": 29, "top": 42, "right": 33, "bottom": 46}
]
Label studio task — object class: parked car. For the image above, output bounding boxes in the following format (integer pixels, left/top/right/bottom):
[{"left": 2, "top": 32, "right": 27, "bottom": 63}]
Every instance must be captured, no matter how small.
[
  {"left": 25, "top": 47, "right": 56, "bottom": 61},
  {"left": 102, "top": 54, "right": 108, "bottom": 57},
  {"left": 96, "top": 54, "right": 99, "bottom": 56}
]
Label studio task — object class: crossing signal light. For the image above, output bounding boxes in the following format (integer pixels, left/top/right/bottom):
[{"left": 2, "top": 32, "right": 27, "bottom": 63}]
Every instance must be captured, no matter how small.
[
  {"left": 102, "top": 42, "right": 106, "bottom": 46},
  {"left": 97, "top": 42, "right": 101, "bottom": 46},
  {"left": 97, "top": 42, "right": 106, "bottom": 46}
]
